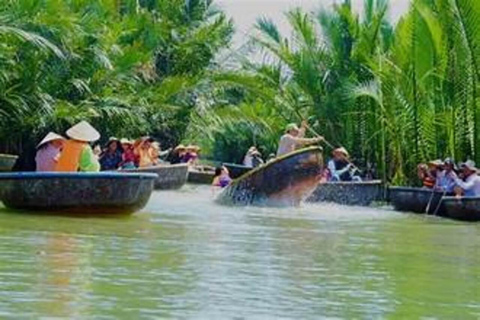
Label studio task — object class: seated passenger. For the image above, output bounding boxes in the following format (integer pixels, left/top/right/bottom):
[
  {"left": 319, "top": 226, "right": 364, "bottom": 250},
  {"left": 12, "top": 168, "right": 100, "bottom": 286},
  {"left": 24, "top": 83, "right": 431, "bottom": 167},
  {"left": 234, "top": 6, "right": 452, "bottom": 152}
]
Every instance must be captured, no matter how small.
[
  {"left": 119, "top": 139, "right": 136, "bottom": 169},
  {"left": 35, "top": 132, "right": 65, "bottom": 171},
  {"left": 182, "top": 145, "right": 199, "bottom": 165},
  {"left": 55, "top": 121, "right": 101, "bottom": 172},
  {"left": 418, "top": 160, "right": 442, "bottom": 188},
  {"left": 251, "top": 150, "right": 264, "bottom": 168},
  {"left": 134, "top": 137, "right": 157, "bottom": 168},
  {"left": 212, "top": 166, "right": 232, "bottom": 188},
  {"left": 168, "top": 145, "right": 186, "bottom": 164},
  {"left": 243, "top": 147, "right": 257, "bottom": 167},
  {"left": 435, "top": 158, "right": 457, "bottom": 193},
  {"left": 449, "top": 160, "right": 480, "bottom": 197},
  {"left": 327, "top": 148, "right": 360, "bottom": 182},
  {"left": 99, "top": 137, "right": 123, "bottom": 171}
]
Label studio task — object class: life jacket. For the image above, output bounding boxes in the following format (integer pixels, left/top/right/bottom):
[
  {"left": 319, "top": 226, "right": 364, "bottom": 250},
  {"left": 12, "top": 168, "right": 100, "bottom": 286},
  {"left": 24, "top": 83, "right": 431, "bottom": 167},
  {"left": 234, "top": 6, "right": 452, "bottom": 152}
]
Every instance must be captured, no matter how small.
[
  {"left": 423, "top": 176, "right": 435, "bottom": 188},
  {"left": 55, "top": 140, "right": 85, "bottom": 172}
]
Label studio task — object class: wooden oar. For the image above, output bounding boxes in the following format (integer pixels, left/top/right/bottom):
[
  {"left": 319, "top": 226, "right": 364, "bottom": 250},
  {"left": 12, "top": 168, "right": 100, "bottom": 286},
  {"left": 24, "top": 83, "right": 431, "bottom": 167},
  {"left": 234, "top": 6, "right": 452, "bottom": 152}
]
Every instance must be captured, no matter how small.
[
  {"left": 304, "top": 124, "right": 361, "bottom": 173},
  {"left": 424, "top": 189, "right": 436, "bottom": 214},
  {"left": 433, "top": 190, "right": 447, "bottom": 216}
]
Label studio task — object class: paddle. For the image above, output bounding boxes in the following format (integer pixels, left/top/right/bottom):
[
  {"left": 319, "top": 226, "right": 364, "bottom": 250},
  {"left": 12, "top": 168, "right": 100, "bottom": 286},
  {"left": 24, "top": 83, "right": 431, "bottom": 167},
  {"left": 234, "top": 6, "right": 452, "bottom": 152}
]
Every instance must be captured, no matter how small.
[
  {"left": 304, "top": 123, "right": 361, "bottom": 174},
  {"left": 425, "top": 189, "right": 436, "bottom": 214},
  {"left": 433, "top": 190, "right": 448, "bottom": 216}
]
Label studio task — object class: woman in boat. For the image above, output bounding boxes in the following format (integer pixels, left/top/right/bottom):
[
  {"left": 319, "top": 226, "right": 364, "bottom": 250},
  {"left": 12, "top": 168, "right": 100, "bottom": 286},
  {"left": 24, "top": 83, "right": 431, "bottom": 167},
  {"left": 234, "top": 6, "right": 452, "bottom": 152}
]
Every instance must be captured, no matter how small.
[
  {"left": 449, "top": 160, "right": 480, "bottom": 197},
  {"left": 99, "top": 137, "right": 123, "bottom": 171},
  {"left": 119, "top": 139, "right": 137, "bottom": 169},
  {"left": 182, "top": 145, "right": 199, "bottom": 165},
  {"left": 134, "top": 137, "right": 158, "bottom": 168},
  {"left": 327, "top": 147, "right": 360, "bottom": 182},
  {"left": 55, "top": 121, "right": 101, "bottom": 172},
  {"left": 35, "top": 132, "right": 66, "bottom": 172},
  {"left": 417, "top": 160, "right": 442, "bottom": 188},
  {"left": 277, "top": 121, "right": 323, "bottom": 157},
  {"left": 168, "top": 145, "right": 187, "bottom": 164},
  {"left": 212, "top": 166, "right": 232, "bottom": 188}
]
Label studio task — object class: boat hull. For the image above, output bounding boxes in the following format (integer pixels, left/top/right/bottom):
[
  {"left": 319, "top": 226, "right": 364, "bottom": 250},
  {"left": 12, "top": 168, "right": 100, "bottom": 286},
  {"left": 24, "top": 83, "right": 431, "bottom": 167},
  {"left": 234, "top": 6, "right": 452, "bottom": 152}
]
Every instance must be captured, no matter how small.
[
  {"left": 307, "top": 180, "right": 384, "bottom": 206},
  {"left": 389, "top": 187, "right": 444, "bottom": 214},
  {"left": 188, "top": 169, "right": 214, "bottom": 184},
  {"left": 216, "top": 147, "right": 323, "bottom": 207},
  {"left": 223, "top": 163, "right": 252, "bottom": 179},
  {"left": 0, "top": 172, "right": 157, "bottom": 215},
  {"left": 0, "top": 154, "right": 18, "bottom": 172},
  {"left": 439, "top": 197, "right": 480, "bottom": 222},
  {"left": 124, "top": 164, "right": 188, "bottom": 190}
]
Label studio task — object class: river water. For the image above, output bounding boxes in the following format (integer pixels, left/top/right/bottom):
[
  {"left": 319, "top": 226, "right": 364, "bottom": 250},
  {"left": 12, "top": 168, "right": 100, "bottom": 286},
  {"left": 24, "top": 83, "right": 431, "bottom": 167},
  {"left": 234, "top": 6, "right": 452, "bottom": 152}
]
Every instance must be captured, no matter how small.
[{"left": 0, "top": 185, "right": 478, "bottom": 319}]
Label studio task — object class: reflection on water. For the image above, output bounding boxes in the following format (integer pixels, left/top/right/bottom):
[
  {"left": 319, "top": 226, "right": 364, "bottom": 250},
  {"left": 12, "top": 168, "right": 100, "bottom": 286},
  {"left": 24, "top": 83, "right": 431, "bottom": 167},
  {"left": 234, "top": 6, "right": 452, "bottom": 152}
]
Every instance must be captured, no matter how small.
[{"left": 0, "top": 185, "right": 479, "bottom": 318}]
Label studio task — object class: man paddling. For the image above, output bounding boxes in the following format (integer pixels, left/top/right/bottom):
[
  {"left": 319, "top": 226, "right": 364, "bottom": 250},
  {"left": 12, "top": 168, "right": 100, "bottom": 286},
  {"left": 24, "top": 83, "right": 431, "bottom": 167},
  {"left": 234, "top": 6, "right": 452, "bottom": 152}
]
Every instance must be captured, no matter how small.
[
  {"left": 449, "top": 160, "right": 480, "bottom": 197},
  {"left": 277, "top": 121, "right": 323, "bottom": 157}
]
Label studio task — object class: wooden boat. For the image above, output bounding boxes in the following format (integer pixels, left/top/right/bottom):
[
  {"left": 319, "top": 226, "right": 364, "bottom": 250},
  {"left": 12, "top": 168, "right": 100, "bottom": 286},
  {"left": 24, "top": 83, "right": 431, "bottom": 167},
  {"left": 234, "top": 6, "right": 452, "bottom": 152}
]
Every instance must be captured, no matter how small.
[
  {"left": 216, "top": 147, "right": 323, "bottom": 206},
  {"left": 307, "top": 180, "right": 384, "bottom": 206},
  {"left": 188, "top": 166, "right": 215, "bottom": 184},
  {"left": 437, "top": 197, "right": 480, "bottom": 222},
  {"left": 0, "top": 172, "right": 157, "bottom": 215},
  {"left": 0, "top": 154, "right": 18, "bottom": 172},
  {"left": 124, "top": 164, "right": 188, "bottom": 190},
  {"left": 223, "top": 163, "right": 252, "bottom": 179},
  {"left": 388, "top": 186, "right": 444, "bottom": 214}
]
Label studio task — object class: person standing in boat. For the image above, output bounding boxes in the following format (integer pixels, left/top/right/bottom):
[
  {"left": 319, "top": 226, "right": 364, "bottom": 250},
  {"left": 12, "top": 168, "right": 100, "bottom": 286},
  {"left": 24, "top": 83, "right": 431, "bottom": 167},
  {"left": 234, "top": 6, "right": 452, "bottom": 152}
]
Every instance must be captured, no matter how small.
[
  {"left": 449, "top": 160, "right": 480, "bottom": 197},
  {"left": 327, "top": 147, "right": 360, "bottom": 182},
  {"left": 35, "top": 132, "right": 66, "bottom": 171},
  {"left": 55, "top": 121, "right": 101, "bottom": 172},
  {"left": 277, "top": 121, "right": 323, "bottom": 157}
]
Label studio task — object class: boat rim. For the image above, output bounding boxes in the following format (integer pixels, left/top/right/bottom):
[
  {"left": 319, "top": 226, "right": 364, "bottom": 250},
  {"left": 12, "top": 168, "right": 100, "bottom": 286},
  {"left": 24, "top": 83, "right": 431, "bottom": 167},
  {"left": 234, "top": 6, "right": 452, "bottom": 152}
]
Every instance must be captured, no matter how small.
[
  {"left": 0, "top": 172, "right": 158, "bottom": 180},
  {"left": 320, "top": 180, "right": 383, "bottom": 185},
  {"left": 388, "top": 186, "right": 440, "bottom": 193},
  {"left": 0, "top": 154, "right": 19, "bottom": 159}
]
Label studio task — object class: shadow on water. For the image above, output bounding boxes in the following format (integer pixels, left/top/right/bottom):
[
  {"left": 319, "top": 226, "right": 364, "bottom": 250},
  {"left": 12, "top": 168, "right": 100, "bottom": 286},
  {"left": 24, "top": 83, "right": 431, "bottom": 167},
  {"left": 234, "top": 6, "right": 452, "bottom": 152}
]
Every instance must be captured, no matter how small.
[{"left": 0, "top": 184, "right": 478, "bottom": 318}]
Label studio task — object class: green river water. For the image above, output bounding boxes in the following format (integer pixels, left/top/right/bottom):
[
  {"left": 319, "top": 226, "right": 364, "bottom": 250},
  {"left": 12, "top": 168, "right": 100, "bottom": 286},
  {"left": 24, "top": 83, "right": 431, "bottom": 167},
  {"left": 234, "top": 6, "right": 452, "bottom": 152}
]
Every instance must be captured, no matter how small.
[{"left": 0, "top": 185, "right": 478, "bottom": 319}]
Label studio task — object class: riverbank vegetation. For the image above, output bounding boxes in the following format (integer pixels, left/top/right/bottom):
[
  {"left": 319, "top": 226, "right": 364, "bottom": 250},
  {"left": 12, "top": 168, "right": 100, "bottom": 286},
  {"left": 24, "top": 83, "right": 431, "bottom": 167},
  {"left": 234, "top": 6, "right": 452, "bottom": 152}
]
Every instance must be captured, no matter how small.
[{"left": 1, "top": 0, "right": 480, "bottom": 183}]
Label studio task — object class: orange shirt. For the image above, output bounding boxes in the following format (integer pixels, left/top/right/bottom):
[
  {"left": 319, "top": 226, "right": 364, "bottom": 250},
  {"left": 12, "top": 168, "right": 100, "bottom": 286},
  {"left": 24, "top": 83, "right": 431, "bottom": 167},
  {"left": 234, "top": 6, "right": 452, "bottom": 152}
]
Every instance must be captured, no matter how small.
[{"left": 55, "top": 140, "right": 86, "bottom": 172}]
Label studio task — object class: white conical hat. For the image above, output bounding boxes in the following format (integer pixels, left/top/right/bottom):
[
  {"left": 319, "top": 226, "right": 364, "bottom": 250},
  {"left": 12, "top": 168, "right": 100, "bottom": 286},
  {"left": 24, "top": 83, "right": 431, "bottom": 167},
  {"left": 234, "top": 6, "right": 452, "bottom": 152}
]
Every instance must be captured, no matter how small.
[
  {"left": 37, "top": 132, "right": 66, "bottom": 148},
  {"left": 66, "top": 121, "right": 100, "bottom": 142}
]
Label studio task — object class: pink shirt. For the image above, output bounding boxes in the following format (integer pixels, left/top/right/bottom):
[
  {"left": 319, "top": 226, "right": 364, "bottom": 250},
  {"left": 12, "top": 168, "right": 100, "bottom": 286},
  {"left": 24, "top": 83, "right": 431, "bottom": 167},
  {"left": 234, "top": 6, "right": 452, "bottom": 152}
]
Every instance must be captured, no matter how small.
[{"left": 35, "top": 144, "right": 61, "bottom": 171}]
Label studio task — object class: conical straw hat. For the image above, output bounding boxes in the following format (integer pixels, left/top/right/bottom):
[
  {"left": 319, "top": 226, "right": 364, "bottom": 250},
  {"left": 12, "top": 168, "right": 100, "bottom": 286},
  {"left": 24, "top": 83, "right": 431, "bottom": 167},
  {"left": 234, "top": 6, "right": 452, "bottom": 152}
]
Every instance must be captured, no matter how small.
[
  {"left": 37, "top": 132, "right": 65, "bottom": 148},
  {"left": 66, "top": 121, "right": 100, "bottom": 142}
]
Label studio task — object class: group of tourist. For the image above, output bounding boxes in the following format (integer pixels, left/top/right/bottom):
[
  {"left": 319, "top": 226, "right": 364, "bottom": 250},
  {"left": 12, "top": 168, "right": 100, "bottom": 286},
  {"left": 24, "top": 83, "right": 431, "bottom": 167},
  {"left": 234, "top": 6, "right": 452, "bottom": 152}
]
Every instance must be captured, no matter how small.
[
  {"left": 35, "top": 121, "right": 201, "bottom": 172},
  {"left": 418, "top": 158, "right": 480, "bottom": 196}
]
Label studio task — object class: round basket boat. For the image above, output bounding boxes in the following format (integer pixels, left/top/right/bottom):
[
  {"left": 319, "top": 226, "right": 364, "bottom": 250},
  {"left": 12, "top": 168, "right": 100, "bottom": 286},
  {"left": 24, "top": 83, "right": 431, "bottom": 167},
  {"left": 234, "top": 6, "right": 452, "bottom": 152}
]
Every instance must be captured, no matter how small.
[
  {"left": 388, "top": 186, "right": 444, "bottom": 214},
  {"left": 0, "top": 172, "right": 157, "bottom": 216},
  {"left": 217, "top": 147, "right": 323, "bottom": 207},
  {"left": 0, "top": 154, "right": 18, "bottom": 172},
  {"left": 123, "top": 163, "right": 188, "bottom": 190},
  {"left": 307, "top": 180, "right": 384, "bottom": 206}
]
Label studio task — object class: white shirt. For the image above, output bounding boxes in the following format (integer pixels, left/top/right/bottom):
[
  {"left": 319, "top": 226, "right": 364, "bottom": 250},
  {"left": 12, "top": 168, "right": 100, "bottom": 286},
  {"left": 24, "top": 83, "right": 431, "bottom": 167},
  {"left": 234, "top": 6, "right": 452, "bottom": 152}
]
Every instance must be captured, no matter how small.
[
  {"left": 243, "top": 154, "right": 253, "bottom": 167},
  {"left": 276, "top": 129, "right": 308, "bottom": 157},
  {"left": 455, "top": 174, "right": 480, "bottom": 197}
]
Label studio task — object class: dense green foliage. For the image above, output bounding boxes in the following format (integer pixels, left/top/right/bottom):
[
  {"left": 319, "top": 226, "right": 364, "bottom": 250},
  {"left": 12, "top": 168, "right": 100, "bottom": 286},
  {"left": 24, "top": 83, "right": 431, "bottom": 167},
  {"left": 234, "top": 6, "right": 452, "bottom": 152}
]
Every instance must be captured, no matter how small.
[
  {"left": 2, "top": 0, "right": 480, "bottom": 182},
  {"left": 191, "top": 0, "right": 480, "bottom": 183},
  {"left": 0, "top": 0, "right": 233, "bottom": 154}
]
